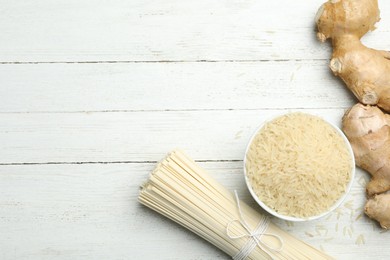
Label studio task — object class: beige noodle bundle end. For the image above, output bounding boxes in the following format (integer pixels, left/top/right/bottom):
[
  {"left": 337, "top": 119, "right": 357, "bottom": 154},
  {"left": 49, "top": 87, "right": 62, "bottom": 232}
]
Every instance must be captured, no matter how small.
[{"left": 139, "top": 150, "right": 333, "bottom": 259}]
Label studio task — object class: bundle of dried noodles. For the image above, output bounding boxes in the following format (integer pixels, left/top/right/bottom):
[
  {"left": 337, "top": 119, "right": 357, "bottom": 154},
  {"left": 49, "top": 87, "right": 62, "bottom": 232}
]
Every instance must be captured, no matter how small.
[{"left": 138, "top": 150, "right": 332, "bottom": 260}]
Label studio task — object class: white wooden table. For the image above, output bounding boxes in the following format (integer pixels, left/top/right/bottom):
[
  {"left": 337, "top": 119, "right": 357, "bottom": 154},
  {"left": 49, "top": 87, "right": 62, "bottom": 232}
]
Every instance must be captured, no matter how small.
[{"left": 1, "top": 1, "right": 390, "bottom": 259}]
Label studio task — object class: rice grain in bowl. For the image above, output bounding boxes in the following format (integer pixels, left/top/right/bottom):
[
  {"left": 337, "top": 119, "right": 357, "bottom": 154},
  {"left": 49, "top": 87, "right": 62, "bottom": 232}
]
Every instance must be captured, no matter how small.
[{"left": 244, "top": 112, "right": 355, "bottom": 221}]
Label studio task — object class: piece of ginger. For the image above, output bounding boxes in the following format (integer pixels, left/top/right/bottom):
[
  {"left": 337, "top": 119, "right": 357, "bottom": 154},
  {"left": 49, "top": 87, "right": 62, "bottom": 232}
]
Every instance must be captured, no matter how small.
[
  {"left": 365, "top": 193, "right": 390, "bottom": 229},
  {"left": 342, "top": 103, "right": 390, "bottom": 197},
  {"left": 343, "top": 104, "right": 390, "bottom": 228},
  {"left": 316, "top": 0, "right": 390, "bottom": 111}
]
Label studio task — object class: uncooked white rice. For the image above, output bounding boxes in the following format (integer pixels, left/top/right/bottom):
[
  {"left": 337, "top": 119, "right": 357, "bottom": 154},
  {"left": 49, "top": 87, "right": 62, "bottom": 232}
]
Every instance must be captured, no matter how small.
[{"left": 245, "top": 112, "right": 353, "bottom": 218}]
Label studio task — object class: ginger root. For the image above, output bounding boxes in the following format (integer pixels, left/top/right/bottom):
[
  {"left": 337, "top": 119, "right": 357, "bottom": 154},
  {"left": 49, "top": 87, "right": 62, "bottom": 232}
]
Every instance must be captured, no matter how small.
[
  {"left": 342, "top": 104, "right": 390, "bottom": 197},
  {"left": 365, "top": 193, "right": 390, "bottom": 229},
  {"left": 342, "top": 103, "right": 390, "bottom": 228},
  {"left": 316, "top": 0, "right": 390, "bottom": 112},
  {"left": 315, "top": 0, "right": 390, "bottom": 228}
]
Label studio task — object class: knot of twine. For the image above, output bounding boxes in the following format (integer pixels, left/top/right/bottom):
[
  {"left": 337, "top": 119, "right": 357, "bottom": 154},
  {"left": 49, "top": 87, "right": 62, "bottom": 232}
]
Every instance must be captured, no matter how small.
[{"left": 226, "top": 191, "right": 284, "bottom": 260}]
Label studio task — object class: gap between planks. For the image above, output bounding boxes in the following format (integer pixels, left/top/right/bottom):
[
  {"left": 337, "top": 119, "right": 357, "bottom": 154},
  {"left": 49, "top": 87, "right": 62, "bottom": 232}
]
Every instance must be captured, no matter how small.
[
  {"left": 0, "top": 159, "right": 242, "bottom": 166},
  {"left": 0, "top": 58, "right": 327, "bottom": 65},
  {"left": 0, "top": 107, "right": 351, "bottom": 115}
]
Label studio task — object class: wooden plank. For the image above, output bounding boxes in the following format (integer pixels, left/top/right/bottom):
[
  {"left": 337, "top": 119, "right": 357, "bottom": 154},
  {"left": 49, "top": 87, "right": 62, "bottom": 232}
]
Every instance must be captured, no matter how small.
[
  {"left": 0, "top": 162, "right": 386, "bottom": 259},
  {"left": 0, "top": 109, "right": 349, "bottom": 164},
  {"left": 0, "top": 0, "right": 389, "bottom": 62},
  {"left": 0, "top": 60, "right": 356, "bottom": 113}
]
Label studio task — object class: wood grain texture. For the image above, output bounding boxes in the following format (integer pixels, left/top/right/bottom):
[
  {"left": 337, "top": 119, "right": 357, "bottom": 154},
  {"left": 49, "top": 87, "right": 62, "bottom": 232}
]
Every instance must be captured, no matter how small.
[
  {"left": 0, "top": 162, "right": 388, "bottom": 259},
  {"left": 2, "top": 0, "right": 390, "bottom": 259},
  {"left": 0, "top": 109, "right": 348, "bottom": 164},
  {"left": 0, "top": 0, "right": 389, "bottom": 62},
  {"left": 0, "top": 60, "right": 356, "bottom": 113}
]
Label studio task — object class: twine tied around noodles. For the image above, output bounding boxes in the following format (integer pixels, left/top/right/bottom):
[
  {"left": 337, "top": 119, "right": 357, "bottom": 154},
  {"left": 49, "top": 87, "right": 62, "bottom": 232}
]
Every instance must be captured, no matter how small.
[{"left": 226, "top": 191, "right": 284, "bottom": 260}]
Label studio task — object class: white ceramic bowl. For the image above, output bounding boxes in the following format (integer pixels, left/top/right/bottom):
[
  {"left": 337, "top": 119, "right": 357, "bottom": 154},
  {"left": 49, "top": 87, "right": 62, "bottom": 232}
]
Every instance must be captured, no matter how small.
[{"left": 244, "top": 112, "right": 355, "bottom": 222}]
